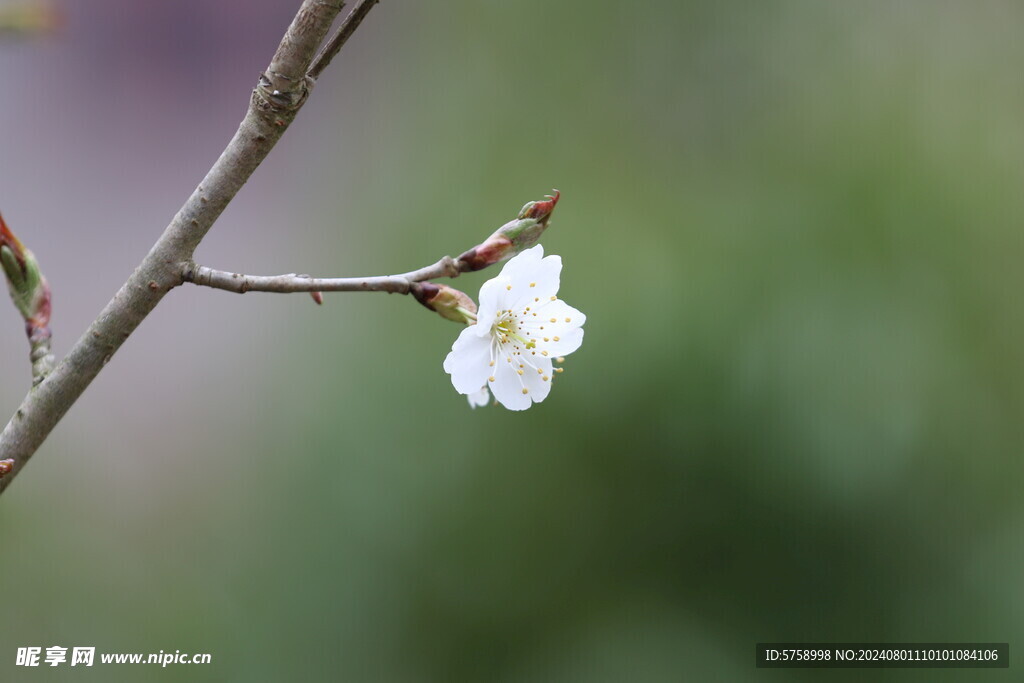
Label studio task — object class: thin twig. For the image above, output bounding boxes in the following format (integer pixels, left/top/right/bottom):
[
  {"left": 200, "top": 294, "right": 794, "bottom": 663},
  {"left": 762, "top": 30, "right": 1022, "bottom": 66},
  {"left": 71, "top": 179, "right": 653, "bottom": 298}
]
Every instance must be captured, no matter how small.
[
  {"left": 182, "top": 256, "right": 466, "bottom": 296},
  {"left": 308, "top": 0, "right": 379, "bottom": 81},
  {"left": 0, "top": 0, "right": 377, "bottom": 494}
]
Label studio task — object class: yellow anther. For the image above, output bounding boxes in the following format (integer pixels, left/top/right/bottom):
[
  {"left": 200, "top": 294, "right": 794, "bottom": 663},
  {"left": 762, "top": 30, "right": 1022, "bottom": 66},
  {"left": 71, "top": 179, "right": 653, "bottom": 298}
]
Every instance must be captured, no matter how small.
[
  {"left": 489, "top": 361, "right": 495, "bottom": 367},
  {"left": 517, "top": 369, "right": 524, "bottom": 375},
  {"left": 557, "top": 357, "right": 565, "bottom": 363},
  {"left": 565, "top": 317, "right": 571, "bottom": 322},
  {"left": 530, "top": 282, "right": 536, "bottom": 287},
  {"left": 541, "top": 350, "right": 549, "bottom": 356},
  {"left": 521, "top": 388, "right": 529, "bottom": 395},
  {"left": 543, "top": 337, "right": 550, "bottom": 342},
  {"left": 553, "top": 336, "right": 560, "bottom": 342},
  {"left": 506, "top": 284, "right": 512, "bottom": 290},
  {"left": 488, "top": 376, "right": 495, "bottom": 382},
  {"left": 550, "top": 317, "right": 557, "bottom": 322},
  {"left": 542, "top": 376, "right": 549, "bottom": 381},
  {"left": 550, "top": 296, "right": 557, "bottom": 300},
  {"left": 554, "top": 367, "right": 564, "bottom": 373},
  {"left": 537, "top": 368, "right": 543, "bottom": 374}
]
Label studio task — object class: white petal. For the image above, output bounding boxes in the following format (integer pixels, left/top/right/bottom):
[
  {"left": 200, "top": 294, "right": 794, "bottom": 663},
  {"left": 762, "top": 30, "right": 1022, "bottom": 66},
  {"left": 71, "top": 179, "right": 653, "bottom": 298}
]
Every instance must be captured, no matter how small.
[
  {"left": 510, "top": 254, "right": 562, "bottom": 311},
  {"left": 516, "top": 299, "right": 586, "bottom": 356},
  {"left": 489, "top": 343, "right": 553, "bottom": 410},
  {"left": 519, "top": 354, "right": 554, "bottom": 404},
  {"left": 537, "top": 299, "right": 586, "bottom": 327},
  {"left": 473, "top": 274, "right": 509, "bottom": 336},
  {"left": 489, "top": 343, "right": 532, "bottom": 410},
  {"left": 467, "top": 385, "right": 490, "bottom": 408},
  {"left": 443, "top": 326, "right": 494, "bottom": 394},
  {"left": 533, "top": 326, "right": 584, "bottom": 357},
  {"left": 496, "top": 244, "right": 544, "bottom": 285}
]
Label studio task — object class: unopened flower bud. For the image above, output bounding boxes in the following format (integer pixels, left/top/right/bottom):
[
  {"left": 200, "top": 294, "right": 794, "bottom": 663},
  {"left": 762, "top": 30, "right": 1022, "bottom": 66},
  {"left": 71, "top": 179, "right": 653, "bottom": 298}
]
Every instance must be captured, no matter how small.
[
  {"left": 459, "top": 190, "right": 560, "bottom": 271},
  {"left": 1, "top": 213, "right": 54, "bottom": 384},
  {"left": 0, "top": 213, "right": 49, "bottom": 330},
  {"left": 412, "top": 282, "right": 477, "bottom": 325}
]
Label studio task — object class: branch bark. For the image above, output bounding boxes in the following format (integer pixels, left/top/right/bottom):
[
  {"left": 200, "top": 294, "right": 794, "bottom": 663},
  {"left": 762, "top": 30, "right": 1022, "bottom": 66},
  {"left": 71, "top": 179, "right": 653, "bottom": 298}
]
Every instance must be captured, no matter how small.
[
  {"left": 0, "top": 1, "right": 377, "bottom": 495},
  {"left": 309, "top": 0, "right": 379, "bottom": 81},
  {"left": 182, "top": 257, "right": 467, "bottom": 296}
]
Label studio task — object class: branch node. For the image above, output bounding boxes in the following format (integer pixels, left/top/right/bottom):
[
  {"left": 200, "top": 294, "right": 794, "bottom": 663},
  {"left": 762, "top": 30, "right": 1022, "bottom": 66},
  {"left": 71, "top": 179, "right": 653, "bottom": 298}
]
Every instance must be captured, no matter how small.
[
  {"left": 255, "top": 73, "right": 316, "bottom": 115},
  {"left": 440, "top": 256, "right": 462, "bottom": 278}
]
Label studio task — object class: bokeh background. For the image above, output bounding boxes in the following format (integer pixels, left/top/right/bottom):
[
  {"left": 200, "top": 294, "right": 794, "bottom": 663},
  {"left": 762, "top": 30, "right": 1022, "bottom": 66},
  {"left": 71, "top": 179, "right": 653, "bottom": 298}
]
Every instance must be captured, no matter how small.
[{"left": 2, "top": 0, "right": 1023, "bottom": 680}]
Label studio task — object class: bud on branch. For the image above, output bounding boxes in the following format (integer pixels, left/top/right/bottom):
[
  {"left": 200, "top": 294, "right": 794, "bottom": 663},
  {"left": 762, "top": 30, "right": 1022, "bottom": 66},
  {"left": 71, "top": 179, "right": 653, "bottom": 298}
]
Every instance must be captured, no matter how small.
[
  {"left": 412, "top": 282, "right": 477, "bottom": 325},
  {"left": 0, "top": 213, "right": 54, "bottom": 384},
  {"left": 458, "top": 190, "right": 560, "bottom": 271}
]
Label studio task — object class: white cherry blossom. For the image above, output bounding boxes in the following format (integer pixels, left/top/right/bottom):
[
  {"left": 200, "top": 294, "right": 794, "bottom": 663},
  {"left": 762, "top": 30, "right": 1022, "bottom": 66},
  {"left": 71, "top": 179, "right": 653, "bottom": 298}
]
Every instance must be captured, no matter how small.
[
  {"left": 466, "top": 385, "right": 491, "bottom": 409},
  {"left": 443, "top": 245, "right": 585, "bottom": 410}
]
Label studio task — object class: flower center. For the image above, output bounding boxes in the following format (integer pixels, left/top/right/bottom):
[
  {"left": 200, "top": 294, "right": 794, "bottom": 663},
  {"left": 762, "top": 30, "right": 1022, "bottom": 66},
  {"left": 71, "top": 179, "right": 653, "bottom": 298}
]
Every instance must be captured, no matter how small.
[
  {"left": 492, "top": 312, "right": 528, "bottom": 346},
  {"left": 493, "top": 313, "right": 540, "bottom": 350}
]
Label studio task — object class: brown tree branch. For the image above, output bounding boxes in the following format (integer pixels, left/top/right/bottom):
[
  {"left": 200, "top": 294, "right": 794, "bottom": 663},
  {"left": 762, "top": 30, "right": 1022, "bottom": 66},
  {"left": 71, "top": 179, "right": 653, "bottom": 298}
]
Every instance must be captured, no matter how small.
[
  {"left": 182, "top": 256, "right": 467, "bottom": 296},
  {"left": 0, "top": 0, "right": 378, "bottom": 495},
  {"left": 308, "top": 0, "right": 379, "bottom": 81}
]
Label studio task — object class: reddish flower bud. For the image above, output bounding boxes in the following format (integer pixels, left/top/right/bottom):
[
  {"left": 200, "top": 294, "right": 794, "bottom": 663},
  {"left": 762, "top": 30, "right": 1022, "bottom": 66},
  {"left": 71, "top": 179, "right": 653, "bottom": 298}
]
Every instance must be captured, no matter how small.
[
  {"left": 458, "top": 191, "right": 560, "bottom": 271},
  {"left": 1, "top": 213, "right": 54, "bottom": 383},
  {"left": 412, "top": 282, "right": 477, "bottom": 325},
  {"left": 0, "top": 213, "right": 49, "bottom": 329}
]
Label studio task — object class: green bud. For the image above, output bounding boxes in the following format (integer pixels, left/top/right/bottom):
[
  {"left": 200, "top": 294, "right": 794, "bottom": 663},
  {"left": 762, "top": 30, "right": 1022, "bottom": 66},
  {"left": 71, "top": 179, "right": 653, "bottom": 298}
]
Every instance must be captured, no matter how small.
[
  {"left": 1, "top": 245, "right": 24, "bottom": 290},
  {"left": 458, "top": 191, "right": 560, "bottom": 271},
  {"left": 0, "top": 213, "right": 51, "bottom": 328},
  {"left": 413, "top": 282, "right": 477, "bottom": 325}
]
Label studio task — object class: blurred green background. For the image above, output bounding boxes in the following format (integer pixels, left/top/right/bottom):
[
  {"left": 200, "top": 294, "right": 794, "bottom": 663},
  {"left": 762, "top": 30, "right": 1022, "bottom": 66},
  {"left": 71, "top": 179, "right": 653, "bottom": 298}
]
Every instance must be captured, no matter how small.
[{"left": 2, "top": 0, "right": 1023, "bottom": 680}]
